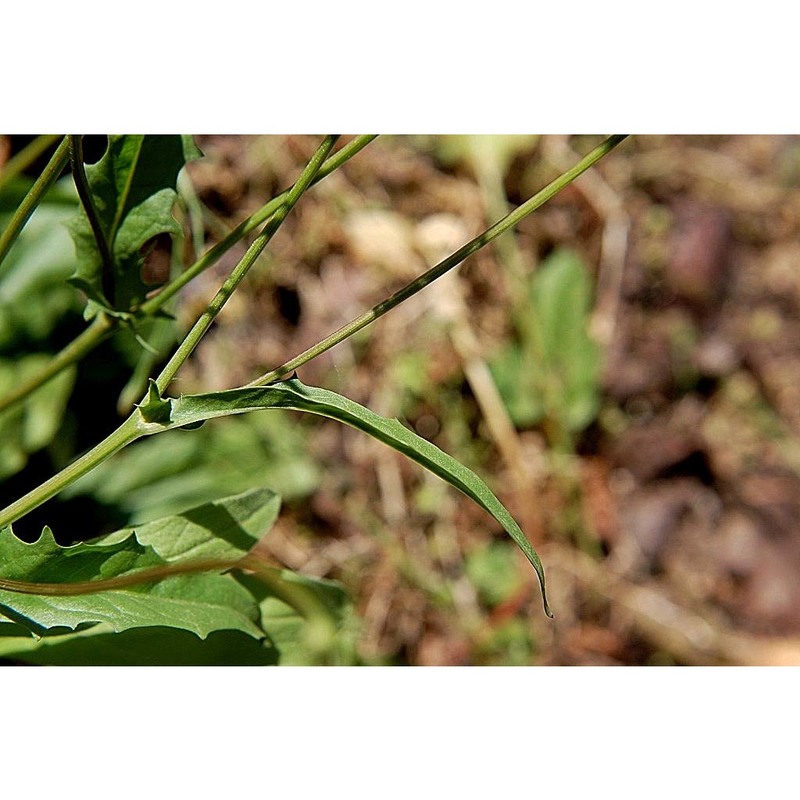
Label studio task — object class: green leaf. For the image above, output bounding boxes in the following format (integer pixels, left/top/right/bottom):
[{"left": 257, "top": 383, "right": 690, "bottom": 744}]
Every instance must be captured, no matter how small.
[
  {"left": 0, "top": 355, "right": 76, "bottom": 479},
  {"left": 0, "top": 488, "right": 278, "bottom": 639},
  {"left": 137, "top": 378, "right": 173, "bottom": 423},
  {"left": 0, "top": 180, "right": 82, "bottom": 347},
  {"left": 236, "top": 569, "right": 353, "bottom": 665},
  {"left": 151, "top": 378, "right": 552, "bottom": 617},
  {"left": 63, "top": 412, "right": 319, "bottom": 522},
  {"left": 465, "top": 541, "right": 523, "bottom": 608},
  {"left": 490, "top": 247, "right": 600, "bottom": 446},
  {"left": 0, "top": 529, "right": 262, "bottom": 639},
  {"left": 0, "top": 488, "right": 356, "bottom": 664},
  {"left": 66, "top": 135, "right": 200, "bottom": 313},
  {"left": 99, "top": 486, "right": 281, "bottom": 562},
  {"left": 0, "top": 625, "right": 278, "bottom": 666}
]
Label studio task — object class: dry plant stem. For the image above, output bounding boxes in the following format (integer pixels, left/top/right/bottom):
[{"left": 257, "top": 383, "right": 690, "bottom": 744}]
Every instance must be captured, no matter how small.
[
  {"left": 447, "top": 302, "right": 546, "bottom": 544},
  {"left": 247, "top": 135, "right": 629, "bottom": 387},
  {"left": 0, "top": 555, "right": 252, "bottom": 595},
  {"left": 0, "top": 137, "right": 339, "bottom": 529},
  {"left": 0, "top": 552, "right": 333, "bottom": 626},
  {"left": 0, "top": 136, "right": 70, "bottom": 273}
]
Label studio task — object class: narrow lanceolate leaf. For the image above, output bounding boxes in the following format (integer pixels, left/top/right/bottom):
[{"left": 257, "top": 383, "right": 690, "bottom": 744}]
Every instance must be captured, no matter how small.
[
  {"left": 150, "top": 378, "right": 552, "bottom": 617},
  {"left": 67, "top": 135, "right": 201, "bottom": 314}
]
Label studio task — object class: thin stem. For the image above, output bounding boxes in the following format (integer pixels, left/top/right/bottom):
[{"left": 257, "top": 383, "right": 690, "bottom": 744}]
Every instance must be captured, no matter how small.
[
  {"left": 0, "top": 414, "right": 141, "bottom": 530},
  {"left": 0, "top": 136, "right": 375, "bottom": 416},
  {"left": 0, "top": 137, "right": 340, "bottom": 528},
  {"left": 0, "top": 136, "right": 70, "bottom": 273},
  {"left": 69, "top": 134, "right": 115, "bottom": 300},
  {"left": 247, "top": 134, "right": 629, "bottom": 387},
  {"left": 0, "top": 134, "right": 62, "bottom": 191},
  {"left": 0, "top": 314, "right": 114, "bottom": 414},
  {"left": 153, "top": 136, "right": 339, "bottom": 393},
  {"left": 139, "top": 135, "right": 377, "bottom": 317}
]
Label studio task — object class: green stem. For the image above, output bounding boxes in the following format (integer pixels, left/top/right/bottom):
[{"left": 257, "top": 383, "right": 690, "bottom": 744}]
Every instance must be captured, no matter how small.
[
  {"left": 0, "top": 314, "right": 114, "bottom": 414},
  {"left": 0, "top": 134, "right": 62, "bottom": 191},
  {"left": 0, "top": 137, "right": 340, "bottom": 528},
  {"left": 69, "top": 135, "right": 115, "bottom": 299},
  {"left": 0, "top": 136, "right": 70, "bottom": 273},
  {"left": 138, "top": 135, "right": 377, "bottom": 317},
  {"left": 0, "top": 136, "right": 374, "bottom": 416},
  {"left": 247, "top": 134, "right": 629, "bottom": 386},
  {"left": 0, "top": 414, "right": 141, "bottom": 530},
  {"left": 154, "top": 136, "right": 339, "bottom": 393}
]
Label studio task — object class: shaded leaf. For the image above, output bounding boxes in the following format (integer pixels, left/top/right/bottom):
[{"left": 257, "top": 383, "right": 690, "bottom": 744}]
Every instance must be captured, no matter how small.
[
  {"left": 0, "top": 356, "right": 76, "bottom": 479},
  {"left": 66, "top": 135, "right": 200, "bottom": 313},
  {"left": 0, "top": 181, "right": 82, "bottom": 347},
  {"left": 99, "top": 486, "right": 281, "bottom": 561},
  {"left": 237, "top": 569, "right": 353, "bottom": 665},
  {"left": 0, "top": 625, "right": 278, "bottom": 666}
]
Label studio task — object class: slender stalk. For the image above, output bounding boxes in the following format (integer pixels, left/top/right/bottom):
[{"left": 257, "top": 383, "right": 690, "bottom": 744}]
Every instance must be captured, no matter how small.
[
  {"left": 0, "top": 314, "right": 114, "bottom": 414},
  {"left": 0, "top": 138, "right": 339, "bottom": 528},
  {"left": 138, "top": 134, "right": 376, "bottom": 316},
  {"left": 0, "top": 134, "right": 62, "bottom": 191},
  {"left": 69, "top": 134, "right": 115, "bottom": 301},
  {"left": 154, "top": 135, "right": 339, "bottom": 393},
  {"left": 0, "top": 136, "right": 70, "bottom": 272},
  {"left": 0, "top": 414, "right": 141, "bottom": 530},
  {"left": 247, "top": 134, "right": 629, "bottom": 387},
  {"left": 0, "top": 136, "right": 374, "bottom": 416}
]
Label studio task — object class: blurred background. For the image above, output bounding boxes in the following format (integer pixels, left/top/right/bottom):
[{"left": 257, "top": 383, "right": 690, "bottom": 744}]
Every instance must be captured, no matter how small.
[{"left": 2, "top": 134, "right": 800, "bottom": 665}]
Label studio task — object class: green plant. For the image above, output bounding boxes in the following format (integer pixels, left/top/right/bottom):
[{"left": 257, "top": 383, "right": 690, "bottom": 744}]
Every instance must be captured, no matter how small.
[
  {"left": 0, "top": 134, "right": 626, "bottom": 665},
  {"left": 490, "top": 247, "right": 601, "bottom": 452}
]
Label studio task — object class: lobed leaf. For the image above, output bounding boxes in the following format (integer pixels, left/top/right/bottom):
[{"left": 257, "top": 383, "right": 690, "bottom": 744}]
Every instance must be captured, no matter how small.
[
  {"left": 0, "top": 487, "right": 354, "bottom": 663},
  {"left": 0, "top": 487, "right": 283, "bottom": 639}
]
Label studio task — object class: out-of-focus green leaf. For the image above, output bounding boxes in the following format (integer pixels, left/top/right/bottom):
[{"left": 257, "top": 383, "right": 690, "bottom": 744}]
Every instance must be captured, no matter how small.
[
  {"left": 0, "top": 355, "right": 76, "bottom": 478},
  {"left": 465, "top": 541, "right": 523, "bottom": 608},
  {"left": 0, "top": 181, "right": 82, "bottom": 347},
  {"left": 237, "top": 569, "right": 352, "bottom": 665},
  {"left": 63, "top": 412, "right": 319, "bottom": 522},
  {"left": 490, "top": 247, "right": 600, "bottom": 448},
  {"left": 139, "top": 377, "right": 551, "bottom": 617},
  {"left": 66, "top": 135, "right": 201, "bottom": 314},
  {"left": 435, "top": 135, "right": 539, "bottom": 175}
]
